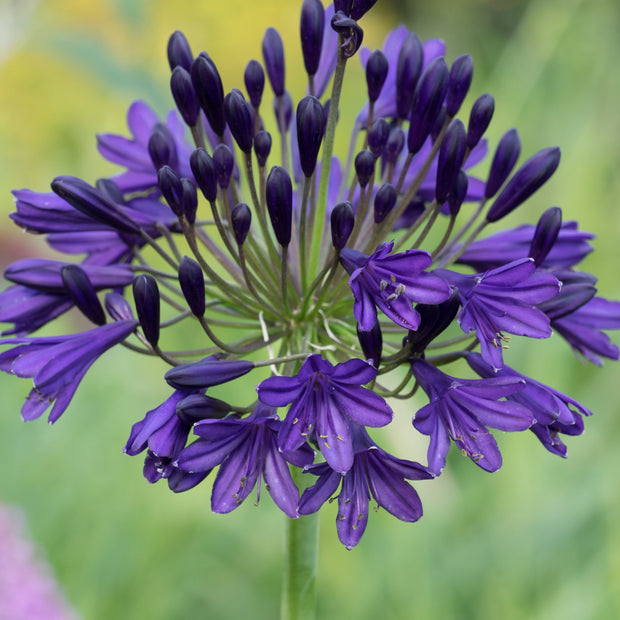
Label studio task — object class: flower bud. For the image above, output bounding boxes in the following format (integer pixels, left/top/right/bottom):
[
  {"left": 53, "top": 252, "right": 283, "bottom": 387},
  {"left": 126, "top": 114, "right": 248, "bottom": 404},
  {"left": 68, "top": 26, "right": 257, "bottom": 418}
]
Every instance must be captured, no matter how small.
[
  {"left": 486, "top": 147, "right": 561, "bottom": 223},
  {"left": 212, "top": 144, "right": 235, "bottom": 189},
  {"left": 384, "top": 126, "right": 405, "bottom": 165},
  {"left": 148, "top": 123, "right": 177, "bottom": 170},
  {"left": 60, "top": 265, "right": 106, "bottom": 326},
  {"left": 407, "top": 290, "right": 460, "bottom": 355},
  {"left": 176, "top": 393, "right": 231, "bottom": 425},
  {"left": 51, "top": 176, "right": 140, "bottom": 234},
  {"left": 330, "top": 11, "right": 364, "bottom": 58},
  {"left": 95, "top": 178, "right": 123, "bottom": 204},
  {"left": 244, "top": 59, "right": 265, "bottom": 108},
  {"left": 429, "top": 104, "right": 447, "bottom": 143},
  {"left": 190, "top": 148, "right": 217, "bottom": 202},
  {"left": 357, "top": 320, "right": 382, "bottom": 367},
  {"left": 132, "top": 274, "right": 160, "bottom": 347},
  {"left": 178, "top": 256, "right": 206, "bottom": 317},
  {"left": 157, "top": 165, "right": 184, "bottom": 216},
  {"left": 224, "top": 88, "right": 253, "bottom": 154},
  {"left": 485, "top": 128, "right": 521, "bottom": 199},
  {"left": 466, "top": 93, "right": 494, "bottom": 149},
  {"left": 446, "top": 54, "right": 473, "bottom": 117},
  {"left": 529, "top": 206, "right": 562, "bottom": 267},
  {"left": 104, "top": 291, "right": 135, "bottom": 322},
  {"left": 448, "top": 170, "right": 468, "bottom": 216},
  {"left": 167, "top": 30, "right": 193, "bottom": 72},
  {"left": 262, "top": 27, "right": 285, "bottom": 97},
  {"left": 367, "top": 117, "right": 389, "bottom": 158},
  {"left": 170, "top": 66, "right": 199, "bottom": 127},
  {"left": 165, "top": 356, "right": 254, "bottom": 390},
  {"left": 435, "top": 119, "right": 467, "bottom": 204},
  {"left": 354, "top": 150, "right": 375, "bottom": 188},
  {"left": 190, "top": 52, "right": 226, "bottom": 137},
  {"left": 254, "top": 130, "right": 272, "bottom": 167},
  {"left": 408, "top": 57, "right": 449, "bottom": 155},
  {"left": 266, "top": 166, "right": 293, "bottom": 247},
  {"left": 396, "top": 32, "right": 424, "bottom": 120},
  {"left": 373, "top": 183, "right": 397, "bottom": 223},
  {"left": 331, "top": 201, "right": 355, "bottom": 250},
  {"left": 180, "top": 178, "right": 198, "bottom": 224},
  {"left": 300, "top": 0, "right": 325, "bottom": 77},
  {"left": 231, "top": 202, "right": 252, "bottom": 246},
  {"left": 334, "top": 0, "right": 353, "bottom": 15},
  {"left": 296, "top": 95, "right": 325, "bottom": 177},
  {"left": 365, "top": 49, "right": 388, "bottom": 103}
]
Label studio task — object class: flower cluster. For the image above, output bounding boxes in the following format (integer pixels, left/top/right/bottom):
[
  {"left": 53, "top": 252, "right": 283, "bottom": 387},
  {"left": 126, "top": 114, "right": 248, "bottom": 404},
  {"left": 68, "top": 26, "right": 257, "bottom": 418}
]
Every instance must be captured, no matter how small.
[{"left": 1, "top": 1, "right": 619, "bottom": 549}]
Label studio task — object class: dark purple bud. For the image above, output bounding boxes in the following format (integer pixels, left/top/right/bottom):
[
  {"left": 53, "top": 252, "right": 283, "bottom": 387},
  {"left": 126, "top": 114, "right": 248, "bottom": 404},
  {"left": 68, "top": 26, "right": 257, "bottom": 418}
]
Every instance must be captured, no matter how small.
[
  {"left": 330, "top": 11, "right": 364, "bottom": 58},
  {"left": 170, "top": 66, "right": 199, "bottom": 127},
  {"left": 265, "top": 166, "right": 293, "bottom": 247},
  {"left": 408, "top": 57, "right": 449, "bottom": 155},
  {"left": 212, "top": 144, "right": 235, "bottom": 189},
  {"left": 373, "top": 183, "right": 397, "bottom": 223},
  {"left": 300, "top": 0, "right": 325, "bottom": 77},
  {"left": 467, "top": 93, "right": 494, "bottom": 149},
  {"left": 436, "top": 119, "right": 467, "bottom": 204},
  {"left": 133, "top": 274, "right": 160, "bottom": 347},
  {"left": 384, "top": 126, "right": 405, "bottom": 165},
  {"left": 231, "top": 202, "right": 252, "bottom": 246},
  {"left": 529, "top": 206, "right": 562, "bottom": 267},
  {"left": 95, "top": 178, "right": 123, "bottom": 204},
  {"left": 60, "top": 265, "right": 106, "bottom": 326},
  {"left": 190, "top": 53, "right": 226, "bottom": 137},
  {"left": 365, "top": 49, "right": 388, "bottom": 103},
  {"left": 448, "top": 170, "right": 468, "bottom": 216},
  {"left": 176, "top": 393, "right": 230, "bottom": 425},
  {"left": 396, "top": 32, "right": 424, "bottom": 120},
  {"left": 486, "top": 146, "right": 561, "bottom": 223},
  {"left": 224, "top": 88, "right": 253, "bottom": 154},
  {"left": 354, "top": 150, "right": 375, "bottom": 188},
  {"left": 367, "top": 117, "right": 389, "bottom": 159},
  {"left": 148, "top": 123, "right": 177, "bottom": 170},
  {"left": 180, "top": 178, "right": 198, "bottom": 224},
  {"left": 485, "top": 128, "right": 522, "bottom": 199},
  {"left": 178, "top": 256, "right": 206, "bottom": 317},
  {"left": 190, "top": 148, "right": 218, "bottom": 202},
  {"left": 350, "top": 0, "right": 378, "bottom": 19},
  {"left": 254, "top": 130, "right": 272, "bottom": 167},
  {"left": 446, "top": 54, "right": 473, "bottom": 117},
  {"left": 297, "top": 95, "right": 325, "bottom": 177},
  {"left": 244, "top": 59, "right": 265, "bottom": 108},
  {"left": 104, "top": 291, "right": 134, "bottom": 322},
  {"left": 274, "top": 90, "right": 293, "bottom": 132},
  {"left": 165, "top": 357, "right": 254, "bottom": 390},
  {"left": 157, "top": 165, "right": 184, "bottom": 216},
  {"left": 262, "top": 27, "right": 285, "bottom": 97},
  {"left": 407, "top": 289, "right": 460, "bottom": 355},
  {"left": 334, "top": 0, "right": 353, "bottom": 14},
  {"left": 167, "top": 30, "right": 193, "bottom": 72},
  {"left": 51, "top": 176, "right": 140, "bottom": 234},
  {"left": 331, "top": 201, "right": 355, "bottom": 250},
  {"left": 429, "top": 104, "right": 447, "bottom": 143},
  {"left": 357, "top": 320, "right": 382, "bottom": 367}
]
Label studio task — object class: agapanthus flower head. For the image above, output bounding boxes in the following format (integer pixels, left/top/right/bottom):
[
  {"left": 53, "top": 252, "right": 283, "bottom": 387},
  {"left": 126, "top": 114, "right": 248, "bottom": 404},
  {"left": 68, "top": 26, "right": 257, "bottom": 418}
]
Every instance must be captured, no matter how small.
[{"left": 1, "top": 2, "right": 618, "bottom": 550}]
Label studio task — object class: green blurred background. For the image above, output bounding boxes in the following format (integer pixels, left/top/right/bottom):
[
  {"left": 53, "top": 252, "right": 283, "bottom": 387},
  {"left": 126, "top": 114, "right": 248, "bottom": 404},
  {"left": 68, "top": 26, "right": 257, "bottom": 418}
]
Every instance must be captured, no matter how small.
[{"left": 1, "top": 0, "right": 619, "bottom": 618}]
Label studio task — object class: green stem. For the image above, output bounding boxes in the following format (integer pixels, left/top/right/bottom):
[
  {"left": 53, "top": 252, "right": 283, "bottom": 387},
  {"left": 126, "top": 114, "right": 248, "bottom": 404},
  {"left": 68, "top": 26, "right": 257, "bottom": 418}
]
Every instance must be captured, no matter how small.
[{"left": 281, "top": 470, "right": 319, "bottom": 620}]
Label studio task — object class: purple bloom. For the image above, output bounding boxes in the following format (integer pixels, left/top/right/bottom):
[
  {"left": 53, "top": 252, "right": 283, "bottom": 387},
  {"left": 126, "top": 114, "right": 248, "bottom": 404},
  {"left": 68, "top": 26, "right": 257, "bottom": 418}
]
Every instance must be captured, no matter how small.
[
  {"left": 257, "top": 354, "right": 392, "bottom": 473},
  {"left": 0, "top": 293, "right": 137, "bottom": 423},
  {"left": 176, "top": 404, "right": 314, "bottom": 517},
  {"left": 467, "top": 352, "right": 592, "bottom": 457},
  {"left": 298, "top": 426, "right": 433, "bottom": 549},
  {"left": 340, "top": 241, "right": 451, "bottom": 332},
  {"left": 440, "top": 258, "right": 560, "bottom": 370},
  {"left": 411, "top": 358, "right": 534, "bottom": 473}
]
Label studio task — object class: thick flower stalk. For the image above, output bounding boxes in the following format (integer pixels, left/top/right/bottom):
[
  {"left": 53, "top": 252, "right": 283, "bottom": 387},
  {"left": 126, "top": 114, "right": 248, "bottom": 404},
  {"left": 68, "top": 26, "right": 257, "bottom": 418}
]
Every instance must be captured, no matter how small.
[{"left": 1, "top": 2, "right": 619, "bottom": 578}]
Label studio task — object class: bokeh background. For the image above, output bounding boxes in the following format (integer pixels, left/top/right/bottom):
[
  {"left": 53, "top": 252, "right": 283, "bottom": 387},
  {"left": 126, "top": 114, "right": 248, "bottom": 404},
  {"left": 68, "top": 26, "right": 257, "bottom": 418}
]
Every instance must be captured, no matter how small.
[{"left": 1, "top": 0, "right": 619, "bottom": 618}]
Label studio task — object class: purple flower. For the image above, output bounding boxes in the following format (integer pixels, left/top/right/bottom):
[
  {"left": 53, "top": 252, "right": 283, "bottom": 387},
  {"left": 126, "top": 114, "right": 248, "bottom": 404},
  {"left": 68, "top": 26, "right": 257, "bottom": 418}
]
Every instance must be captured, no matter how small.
[
  {"left": 340, "top": 241, "right": 451, "bottom": 332},
  {"left": 298, "top": 426, "right": 433, "bottom": 549},
  {"left": 176, "top": 404, "right": 314, "bottom": 517},
  {"left": 467, "top": 352, "right": 592, "bottom": 458},
  {"left": 440, "top": 258, "right": 560, "bottom": 370},
  {"left": 0, "top": 293, "right": 137, "bottom": 423},
  {"left": 257, "top": 354, "right": 392, "bottom": 473},
  {"left": 411, "top": 358, "right": 534, "bottom": 473}
]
